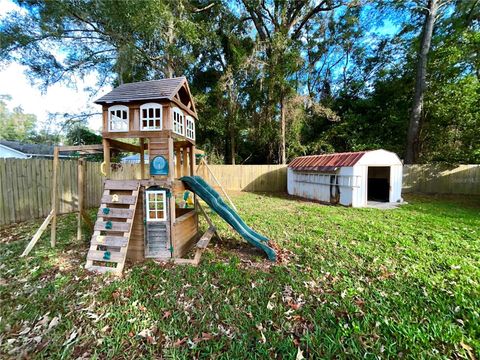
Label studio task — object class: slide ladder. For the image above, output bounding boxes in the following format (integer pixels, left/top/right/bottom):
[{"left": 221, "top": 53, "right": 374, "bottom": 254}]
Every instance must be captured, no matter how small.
[
  {"left": 180, "top": 176, "right": 276, "bottom": 261},
  {"left": 85, "top": 180, "right": 140, "bottom": 275}
]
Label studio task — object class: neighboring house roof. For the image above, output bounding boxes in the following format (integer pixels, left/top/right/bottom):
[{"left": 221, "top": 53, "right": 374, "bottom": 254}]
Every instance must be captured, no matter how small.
[
  {"left": 289, "top": 151, "right": 367, "bottom": 172},
  {"left": 0, "top": 140, "right": 54, "bottom": 157},
  {"left": 0, "top": 143, "right": 29, "bottom": 158},
  {"left": 95, "top": 77, "right": 186, "bottom": 104}
]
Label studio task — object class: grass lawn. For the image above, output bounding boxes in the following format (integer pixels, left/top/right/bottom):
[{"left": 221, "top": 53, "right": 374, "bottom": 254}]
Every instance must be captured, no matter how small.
[{"left": 0, "top": 193, "right": 479, "bottom": 359}]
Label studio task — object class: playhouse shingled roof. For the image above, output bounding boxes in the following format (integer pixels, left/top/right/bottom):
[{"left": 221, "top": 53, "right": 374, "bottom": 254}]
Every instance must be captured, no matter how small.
[
  {"left": 94, "top": 77, "right": 187, "bottom": 104},
  {"left": 289, "top": 151, "right": 367, "bottom": 172}
]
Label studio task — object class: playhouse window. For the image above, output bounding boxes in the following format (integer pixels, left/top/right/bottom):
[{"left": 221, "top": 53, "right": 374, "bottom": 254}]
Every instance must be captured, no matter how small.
[
  {"left": 108, "top": 105, "right": 129, "bottom": 132},
  {"left": 186, "top": 115, "right": 195, "bottom": 140},
  {"left": 146, "top": 190, "right": 167, "bottom": 221},
  {"left": 140, "top": 103, "right": 162, "bottom": 130},
  {"left": 172, "top": 107, "right": 184, "bottom": 136}
]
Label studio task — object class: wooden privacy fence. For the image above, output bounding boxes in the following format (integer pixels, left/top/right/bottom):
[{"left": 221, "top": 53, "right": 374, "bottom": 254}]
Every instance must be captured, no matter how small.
[
  {"left": 403, "top": 164, "right": 480, "bottom": 195},
  {"left": 0, "top": 159, "right": 151, "bottom": 226},
  {"left": 0, "top": 159, "right": 478, "bottom": 226},
  {"left": 197, "top": 165, "right": 288, "bottom": 193}
]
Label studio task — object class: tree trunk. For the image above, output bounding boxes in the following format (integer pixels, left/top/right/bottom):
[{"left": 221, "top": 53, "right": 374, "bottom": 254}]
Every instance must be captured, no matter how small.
[
  {"left": 280, "top": 95, "right": 286, "bottom": 165},
  {"left": 165, "top": 19, "right": 174, "bottom": 78},
  {"left": 230, "top": 124, "right": 236, "bottom": 165},
  {"left": 406, "top": 0, "right": 439, "bottom": 164}
]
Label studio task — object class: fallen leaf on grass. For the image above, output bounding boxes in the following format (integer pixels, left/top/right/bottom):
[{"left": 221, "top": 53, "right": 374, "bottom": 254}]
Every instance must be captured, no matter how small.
[
  {"left": 288, "top": 302, "right": 302, "bottom": 310},
  {"left": 48, "top": 317, "right": 60, "bottom": 330},
  {"left": 173, "top": 337, "right": 187, "bottom": 347},
  {"left": 256, "top": 324, "right": 266, "bottom": 344},
  {"left": 37, "top": 313, "right": 50, "bottom": 326},
  {"left": 63, "top": 330, "right": 78, "bottom": 346},
  {"left": 137, "top": 329, "right": 157, "bottom": 344},
  {"left": 163, "top": 311, "right": 172, "bottom": 319},
  {"left": 460, "top": 341, "right": 475, "bottom": 360},
  {"left": 354, "top": 299, "right": 365, "bottom": 307},
  {"left": 101, "top": 325, "right": 110, "bottom": 333},
  {"left": 193, "top": 332, "right": 214, "bottom": 343},
  {"left": 296, "top": 347, "right": 305, "bottom": 360},
  {"left": 137, "top": 329, "right": 152, "bottom": 338},
  {"left": 267, "top": 301, "right": 275, "bottom": 310},
  {"left": 18, "top": 326, "right": 31, "bottom": 335}
]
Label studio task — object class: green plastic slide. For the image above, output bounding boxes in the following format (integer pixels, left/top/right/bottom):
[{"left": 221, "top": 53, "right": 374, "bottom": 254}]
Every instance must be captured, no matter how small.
[{"left": 180, "top": 176, "right": 277, "bottom": 261}]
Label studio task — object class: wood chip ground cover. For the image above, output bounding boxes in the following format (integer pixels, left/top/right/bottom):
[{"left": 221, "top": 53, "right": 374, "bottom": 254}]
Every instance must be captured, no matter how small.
[{"left": 0, "top": 194, "right": 478, "bottom": 359}]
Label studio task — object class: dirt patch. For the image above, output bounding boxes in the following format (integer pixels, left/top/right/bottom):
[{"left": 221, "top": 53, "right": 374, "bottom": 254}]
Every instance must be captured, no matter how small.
[{"left": 205, "top": 237, "right": 293, "bottom": 271}]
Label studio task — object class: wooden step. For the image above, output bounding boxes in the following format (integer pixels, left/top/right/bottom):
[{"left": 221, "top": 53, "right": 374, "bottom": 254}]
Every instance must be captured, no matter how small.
[
  {"left": 86, "top": 265, "right": 118, "bottom": 274},
  {"left": 91, "top": 235, "right": 128, "bottom": 247},
  {"left": 85, "top": 181, "right": 140, "bottom": 276},
  {"left": 104, "top": 180, "right": 141, "bottom": 191},
  {"left": 101, "top": 195, "right": 137, "bottom": 205},
  {"left": 87, "top": 250, "right": 125, "bottom": 263},
  {"left": 94, "top": 221, "right": 131, "bottom": 232},
  {"left": 97, "top": 208, "right": 134, "bottom": 219}
]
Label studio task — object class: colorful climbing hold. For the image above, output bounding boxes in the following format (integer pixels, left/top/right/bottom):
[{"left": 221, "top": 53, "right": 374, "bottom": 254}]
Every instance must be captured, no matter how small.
[
  {"left": 97, "top": 235, "right": 105, "bottom": 244},
  {"left": 103, "top": 251, "right": 111, "bottom": 260},
  {"left": 102, "top": 207, "right": 110, "bottom": 215},
  {"left": 112, "top": 194, "right": 119, "bottom": 203},
  {"left": 105, "top": 221, "right": 112, "bottom": 230}
]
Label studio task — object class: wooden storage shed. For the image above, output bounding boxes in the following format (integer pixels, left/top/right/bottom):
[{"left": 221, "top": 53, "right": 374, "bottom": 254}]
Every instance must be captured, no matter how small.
[{"left": 287, "top": 150, "right": 403, "bottom": 207}]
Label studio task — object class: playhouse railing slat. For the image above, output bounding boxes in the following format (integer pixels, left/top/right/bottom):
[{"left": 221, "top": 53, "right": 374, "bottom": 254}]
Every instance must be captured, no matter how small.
[
  {"left": 94, "top": 221, "right": 131, "bottom": 232},
  {"left": 91, "top": 235, "right": 128, "bottom": 247},
  {"left": 96, "top": 208, "right": 134, "bottom": 219},
  {"left": 100, "top": 194, "right": 137, "bottom": 205},
  {"left": 87, "top": 250, "right": 125, "bottom": 263}
]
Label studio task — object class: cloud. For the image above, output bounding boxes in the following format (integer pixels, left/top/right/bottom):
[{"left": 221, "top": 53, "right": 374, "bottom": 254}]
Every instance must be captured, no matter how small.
[
  {"left": 0, "top": 0, "right": 20, "bottom": 15},
  {"left": 0, "top": 63, "right": 111, "bottom": 133}
]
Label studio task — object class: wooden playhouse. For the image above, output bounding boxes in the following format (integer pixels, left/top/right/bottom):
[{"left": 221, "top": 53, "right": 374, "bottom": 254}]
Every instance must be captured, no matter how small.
[
  {"left": 21, "top": 77, "right": 276, "bottom": 275},
  {"left": 84, "top": 77, "right": 210, "bottom": 274}
]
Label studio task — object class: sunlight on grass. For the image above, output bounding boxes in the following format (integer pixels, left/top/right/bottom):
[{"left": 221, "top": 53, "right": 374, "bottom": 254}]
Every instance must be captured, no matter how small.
[{"left": 0, "top": 194, "right": 479, "bottom": 358}]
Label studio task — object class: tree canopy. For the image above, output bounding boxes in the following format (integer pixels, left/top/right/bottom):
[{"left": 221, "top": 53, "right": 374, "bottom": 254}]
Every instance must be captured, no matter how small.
[{"left": 1, "top": 0, "right": 478, "bottom": 164}]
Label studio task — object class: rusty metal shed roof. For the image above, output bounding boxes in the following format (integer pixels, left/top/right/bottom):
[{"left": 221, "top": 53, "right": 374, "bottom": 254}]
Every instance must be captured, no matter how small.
[
  {"left": 288, "top": 151, "right": 367, "bottom": 172},
  {"left": 94, "top": 77, "right": 186, "bottom": 104}
]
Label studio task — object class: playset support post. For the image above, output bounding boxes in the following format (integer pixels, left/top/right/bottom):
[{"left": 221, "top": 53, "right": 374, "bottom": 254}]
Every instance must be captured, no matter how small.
[
  {"left": 139, "top": 138, "right": 145, "bottom": 179},
  {"left": 102, "top": 138, "right": 110, "bottom": 178},
  {"left": 197, "top": 156, "right": 237, "bottom": 211},
  {"left": 50, "top": 146, "right": 59, "bottom": 247},
  {"left": 21, "top": 142, "right": 130, "bottom": 257}
]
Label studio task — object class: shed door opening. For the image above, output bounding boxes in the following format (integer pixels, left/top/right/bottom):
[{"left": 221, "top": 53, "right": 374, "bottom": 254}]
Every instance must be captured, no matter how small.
[{"left": 367, "top": 167, "right": 390, "bottom": 202}]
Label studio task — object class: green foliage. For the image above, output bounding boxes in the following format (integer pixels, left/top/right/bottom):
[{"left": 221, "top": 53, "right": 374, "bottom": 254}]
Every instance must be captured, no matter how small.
[
  {"left": 0, "top": 96, "right": 36, "bottom": 142},
  {"left": 65, "top": 123, "right": 102, "bottom": 146},
  {"left": 0, "top": 0, "right": 478, "bottom": 163}
]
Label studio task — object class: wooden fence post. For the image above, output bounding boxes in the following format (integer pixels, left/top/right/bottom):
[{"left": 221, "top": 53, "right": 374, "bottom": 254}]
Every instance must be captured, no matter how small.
[
  {"left": 50, "top": 147, "right": 59, "bottom": 247},
  {"left": 77, "top": 158, "right": 85, "bottom": 241}
]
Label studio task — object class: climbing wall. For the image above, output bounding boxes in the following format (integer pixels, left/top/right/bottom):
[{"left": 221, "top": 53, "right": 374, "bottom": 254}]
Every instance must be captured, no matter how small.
[{"left": 85, "top": 180, "right": 140, "bottom": 275}]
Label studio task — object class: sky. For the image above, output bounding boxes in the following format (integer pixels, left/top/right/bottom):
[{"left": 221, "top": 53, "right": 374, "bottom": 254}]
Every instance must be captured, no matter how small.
[{"left": 0, "top": 0, "right": 110, "bottom": 133}]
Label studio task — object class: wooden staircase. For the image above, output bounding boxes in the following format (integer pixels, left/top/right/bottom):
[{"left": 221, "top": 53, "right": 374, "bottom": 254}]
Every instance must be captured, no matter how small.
[{"left": 85, "top": 180, "right": 140, "bottom": 275}]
